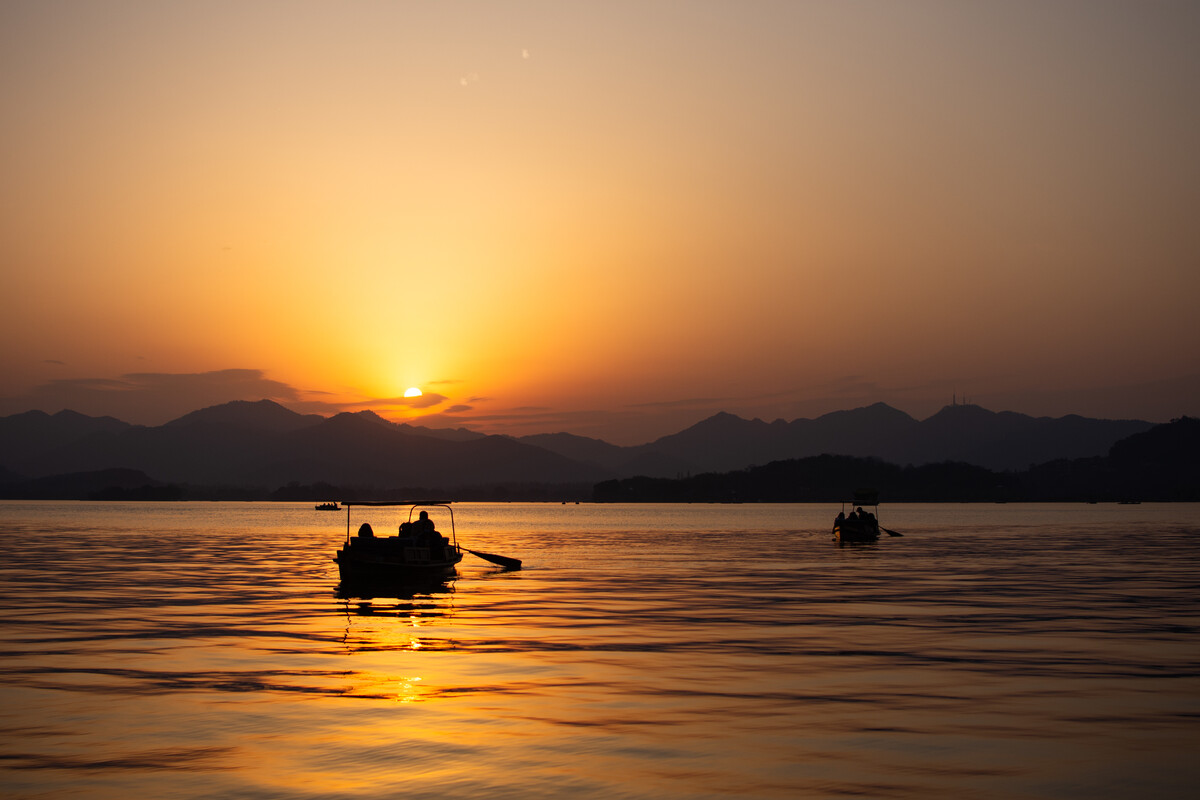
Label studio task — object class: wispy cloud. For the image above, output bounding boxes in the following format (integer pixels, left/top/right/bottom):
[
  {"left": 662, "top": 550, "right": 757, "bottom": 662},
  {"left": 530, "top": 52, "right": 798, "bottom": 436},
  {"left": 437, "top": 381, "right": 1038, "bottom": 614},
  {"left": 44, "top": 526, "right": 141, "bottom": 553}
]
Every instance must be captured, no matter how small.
[{"left": 351, "top": 393, "right": 449, "bottom": 410}]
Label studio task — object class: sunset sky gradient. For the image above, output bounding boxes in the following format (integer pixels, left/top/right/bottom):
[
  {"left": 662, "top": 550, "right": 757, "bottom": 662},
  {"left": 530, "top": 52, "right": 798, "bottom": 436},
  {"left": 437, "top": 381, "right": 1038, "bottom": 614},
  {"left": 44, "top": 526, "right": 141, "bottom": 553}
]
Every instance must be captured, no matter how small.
[{"left": 3, "top": 1, "right": 1198, "bottom": 443}]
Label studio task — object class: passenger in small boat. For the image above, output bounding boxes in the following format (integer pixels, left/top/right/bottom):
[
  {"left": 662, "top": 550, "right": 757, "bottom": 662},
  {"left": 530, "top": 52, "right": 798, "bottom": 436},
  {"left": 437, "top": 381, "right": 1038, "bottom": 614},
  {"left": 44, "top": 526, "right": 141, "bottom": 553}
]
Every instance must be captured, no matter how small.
[
  {"left": 358, "top": 522, "right": 374, "bottom": 538},
  {"left": 410, "top": 511, "right": 439, "bottom": 546}
]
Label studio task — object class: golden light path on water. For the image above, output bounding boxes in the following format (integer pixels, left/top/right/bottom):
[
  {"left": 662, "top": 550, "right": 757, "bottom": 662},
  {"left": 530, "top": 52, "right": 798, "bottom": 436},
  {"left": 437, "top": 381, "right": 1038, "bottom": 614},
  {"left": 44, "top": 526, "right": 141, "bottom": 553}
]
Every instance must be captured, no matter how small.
[{"left": 0, "top": 502, "right": 1197, "bottom": 799}]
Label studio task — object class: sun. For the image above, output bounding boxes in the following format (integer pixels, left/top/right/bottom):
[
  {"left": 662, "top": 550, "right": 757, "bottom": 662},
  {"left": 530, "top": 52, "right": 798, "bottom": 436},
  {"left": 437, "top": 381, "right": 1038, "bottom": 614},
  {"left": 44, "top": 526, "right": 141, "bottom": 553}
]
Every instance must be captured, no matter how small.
[{"left": 403, "top": 387, "right": 423, "bottom": 398}]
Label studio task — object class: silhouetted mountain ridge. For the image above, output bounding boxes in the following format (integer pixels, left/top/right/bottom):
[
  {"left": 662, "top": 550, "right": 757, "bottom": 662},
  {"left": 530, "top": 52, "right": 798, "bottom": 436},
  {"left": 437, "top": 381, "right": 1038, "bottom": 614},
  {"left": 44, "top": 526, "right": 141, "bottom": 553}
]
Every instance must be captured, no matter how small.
[
  {"left": 0, "top": 399, "right": 1165, "bottom": 497},
  {"left": 595, "top": 417, "right": 1199, "bottom": 503},
  {"left": 163, "top": 399, "right": 323, "bottom": 432}
]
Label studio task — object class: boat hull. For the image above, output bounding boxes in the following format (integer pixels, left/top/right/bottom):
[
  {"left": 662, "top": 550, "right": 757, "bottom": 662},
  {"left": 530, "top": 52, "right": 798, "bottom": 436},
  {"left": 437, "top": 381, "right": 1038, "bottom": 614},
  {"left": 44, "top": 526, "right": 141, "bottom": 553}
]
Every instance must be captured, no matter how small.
[
  {"left": 335, "top": 536, "right": 463, "bottom": 582},
  {"left": 833, "top": 518, "right": 880, "bottom": 543}
]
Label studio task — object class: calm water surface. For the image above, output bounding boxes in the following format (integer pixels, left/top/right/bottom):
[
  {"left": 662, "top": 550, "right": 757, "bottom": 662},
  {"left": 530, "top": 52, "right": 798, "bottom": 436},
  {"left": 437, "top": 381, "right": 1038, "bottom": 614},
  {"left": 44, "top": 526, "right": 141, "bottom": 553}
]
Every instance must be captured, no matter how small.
[{"left": 1, "top": 502, "right": 1197, "bottom": 799}]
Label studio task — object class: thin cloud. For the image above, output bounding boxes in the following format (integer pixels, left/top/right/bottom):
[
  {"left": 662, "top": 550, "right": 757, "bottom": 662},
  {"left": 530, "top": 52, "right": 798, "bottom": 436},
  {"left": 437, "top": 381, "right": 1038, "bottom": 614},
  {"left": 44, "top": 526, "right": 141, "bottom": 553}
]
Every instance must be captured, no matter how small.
[{"left": 352, "top": 393, "right": 449, "bottom": 410}]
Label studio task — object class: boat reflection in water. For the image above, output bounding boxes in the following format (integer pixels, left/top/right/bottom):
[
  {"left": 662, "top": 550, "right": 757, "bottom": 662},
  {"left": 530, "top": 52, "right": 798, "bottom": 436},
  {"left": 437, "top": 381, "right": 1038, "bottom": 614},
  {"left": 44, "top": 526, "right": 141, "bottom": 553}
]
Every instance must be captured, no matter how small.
[
  {"left": 335, "top": 570, "right": 456, "bottom": 603},
  {"left": 335, "top": 564, "right": 457, "bottom": 669}
]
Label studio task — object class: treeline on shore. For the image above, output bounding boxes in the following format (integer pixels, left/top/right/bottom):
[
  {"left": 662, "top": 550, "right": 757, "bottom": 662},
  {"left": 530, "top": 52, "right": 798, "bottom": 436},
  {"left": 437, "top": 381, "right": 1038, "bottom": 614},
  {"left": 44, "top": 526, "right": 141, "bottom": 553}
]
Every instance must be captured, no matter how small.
[
  {"left": 0, "top": 471, "right": 594, "bottom": 503},
  {"left": 595, "top": 417, "right": 1199, "bottom": 503}
]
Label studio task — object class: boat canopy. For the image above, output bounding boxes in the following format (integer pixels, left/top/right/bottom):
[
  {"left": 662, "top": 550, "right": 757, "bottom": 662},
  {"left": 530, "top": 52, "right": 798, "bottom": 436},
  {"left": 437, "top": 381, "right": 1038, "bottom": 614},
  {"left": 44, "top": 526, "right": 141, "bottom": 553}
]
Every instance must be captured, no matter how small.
[
  {"left": 851, "top": 489, "right": 878, "bottom": 506},
  {"left": 340, "top": 501, "right": 457, "bottom": 546}
]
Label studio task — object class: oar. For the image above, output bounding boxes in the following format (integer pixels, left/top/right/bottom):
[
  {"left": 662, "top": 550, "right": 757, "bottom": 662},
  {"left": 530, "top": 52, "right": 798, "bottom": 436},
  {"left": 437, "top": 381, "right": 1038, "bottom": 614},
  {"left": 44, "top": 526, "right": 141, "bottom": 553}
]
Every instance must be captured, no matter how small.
[
  {"left": 463, "top": 547, "right": 522, "bottom": 570},
  {"left": 882, "top": 527, "right": 904, "bottom": 537}
]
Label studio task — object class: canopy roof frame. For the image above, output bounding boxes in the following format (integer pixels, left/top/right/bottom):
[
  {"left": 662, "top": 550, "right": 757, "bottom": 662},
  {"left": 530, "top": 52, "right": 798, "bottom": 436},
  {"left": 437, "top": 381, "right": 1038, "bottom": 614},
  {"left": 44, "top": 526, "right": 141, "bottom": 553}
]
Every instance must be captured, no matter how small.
[{"left": 342, "top": 501, "right": 456, "bottom": 546}]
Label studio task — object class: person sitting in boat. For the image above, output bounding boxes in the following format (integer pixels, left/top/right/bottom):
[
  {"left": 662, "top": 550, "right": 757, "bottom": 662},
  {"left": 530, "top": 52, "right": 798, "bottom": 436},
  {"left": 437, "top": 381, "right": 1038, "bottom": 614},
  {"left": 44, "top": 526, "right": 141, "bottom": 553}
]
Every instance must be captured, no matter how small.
[{"left": 412, "top": 511, "right": 437, "bottom": 545}]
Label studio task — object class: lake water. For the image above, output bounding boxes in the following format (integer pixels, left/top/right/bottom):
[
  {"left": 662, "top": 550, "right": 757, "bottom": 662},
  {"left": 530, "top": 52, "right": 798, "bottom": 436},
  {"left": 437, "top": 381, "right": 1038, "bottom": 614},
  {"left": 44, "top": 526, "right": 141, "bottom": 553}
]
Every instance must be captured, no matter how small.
[{"left": 1, "top": 501, "right": 1197, "bottom": 799}]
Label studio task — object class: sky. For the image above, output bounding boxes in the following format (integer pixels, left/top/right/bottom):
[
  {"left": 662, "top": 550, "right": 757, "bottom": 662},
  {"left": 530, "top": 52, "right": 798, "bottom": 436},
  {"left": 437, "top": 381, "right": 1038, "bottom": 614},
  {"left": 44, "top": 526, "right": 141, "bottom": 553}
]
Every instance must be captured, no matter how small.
[{"left": 2, "top": 0, "right": 1198, "bottom": 445}]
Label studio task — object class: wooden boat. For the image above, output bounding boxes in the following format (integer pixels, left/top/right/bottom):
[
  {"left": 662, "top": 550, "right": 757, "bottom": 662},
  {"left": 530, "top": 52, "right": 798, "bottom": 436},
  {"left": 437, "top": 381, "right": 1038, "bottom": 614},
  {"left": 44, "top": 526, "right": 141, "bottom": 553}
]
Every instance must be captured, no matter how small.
[
  {"left": 334, "top": 501, "right": 464, "bottom": 582},
  {"left": 832, "top": 489, "right": 881, "bottom": 543},
  {"left": 315, "top": 502, "right": 340, "bottom": 511}
]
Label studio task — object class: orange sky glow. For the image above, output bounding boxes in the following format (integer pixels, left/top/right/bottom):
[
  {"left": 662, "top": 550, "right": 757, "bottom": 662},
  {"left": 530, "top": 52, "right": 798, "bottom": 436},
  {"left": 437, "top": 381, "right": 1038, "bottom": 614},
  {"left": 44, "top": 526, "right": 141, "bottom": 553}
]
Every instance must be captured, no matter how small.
[{"left": 2, "top": 1, "right": 1198, "bottom": 444}]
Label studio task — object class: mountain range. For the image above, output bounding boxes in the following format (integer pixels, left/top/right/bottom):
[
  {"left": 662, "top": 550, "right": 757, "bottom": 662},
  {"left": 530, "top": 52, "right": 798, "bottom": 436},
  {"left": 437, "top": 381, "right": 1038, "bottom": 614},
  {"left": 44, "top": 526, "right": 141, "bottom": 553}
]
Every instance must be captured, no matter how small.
[{"left": 0, "top": 399, "right": 1158, "bottom": 498}]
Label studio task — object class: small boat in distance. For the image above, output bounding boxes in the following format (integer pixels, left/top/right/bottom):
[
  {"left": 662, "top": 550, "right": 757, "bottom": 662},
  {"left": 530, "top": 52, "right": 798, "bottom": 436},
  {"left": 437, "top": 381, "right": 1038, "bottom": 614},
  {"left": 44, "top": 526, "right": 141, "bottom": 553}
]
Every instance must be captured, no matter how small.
[
  {"left": 315, "top": 502, "right": 340, "bottom": 511},
  {"left": 833, "top": 489, "right": 881, "bottom": 543},
  {"left": 334, "top": 501, "right": 464, "bottom": 583}
]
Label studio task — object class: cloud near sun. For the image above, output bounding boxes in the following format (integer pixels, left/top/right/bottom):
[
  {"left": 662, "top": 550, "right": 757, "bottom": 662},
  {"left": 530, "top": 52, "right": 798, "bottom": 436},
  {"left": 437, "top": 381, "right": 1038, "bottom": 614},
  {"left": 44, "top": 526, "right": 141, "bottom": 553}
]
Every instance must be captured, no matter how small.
[{"left": 373, "top": 393, "right": 448, "bottom": 410}]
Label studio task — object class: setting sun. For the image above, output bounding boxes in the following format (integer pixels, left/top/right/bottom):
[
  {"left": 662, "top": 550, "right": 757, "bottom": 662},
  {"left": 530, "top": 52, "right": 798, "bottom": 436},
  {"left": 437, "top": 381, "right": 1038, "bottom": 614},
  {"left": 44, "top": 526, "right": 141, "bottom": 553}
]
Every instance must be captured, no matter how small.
[{"left": 404, "top": 387, "right": 423, "bottom": 398}]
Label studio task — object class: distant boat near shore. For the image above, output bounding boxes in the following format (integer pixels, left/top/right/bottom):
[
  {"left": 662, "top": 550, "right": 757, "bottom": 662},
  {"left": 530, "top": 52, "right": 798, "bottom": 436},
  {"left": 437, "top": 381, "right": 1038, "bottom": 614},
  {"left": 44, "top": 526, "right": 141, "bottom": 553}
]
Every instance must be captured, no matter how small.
[
  {"left": 832, "top": 489, "right": 905, "bottom": 542},
  {"left": 832, "top": 489, "right": 881, "bottom": 543},
  {"left": 315, "top": 502, "right": 339, "bottom": 511}
]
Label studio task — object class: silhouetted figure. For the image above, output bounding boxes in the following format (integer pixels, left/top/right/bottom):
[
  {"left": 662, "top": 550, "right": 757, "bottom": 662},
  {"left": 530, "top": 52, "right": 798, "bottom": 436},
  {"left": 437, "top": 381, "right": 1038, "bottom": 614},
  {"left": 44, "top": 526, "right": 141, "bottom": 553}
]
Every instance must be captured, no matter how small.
[
  {"left": 358, "top": 522, "right": 374, "bottom": 538},
  {"left": 413, "top": 511, "right": 436, "bottom": 545}
]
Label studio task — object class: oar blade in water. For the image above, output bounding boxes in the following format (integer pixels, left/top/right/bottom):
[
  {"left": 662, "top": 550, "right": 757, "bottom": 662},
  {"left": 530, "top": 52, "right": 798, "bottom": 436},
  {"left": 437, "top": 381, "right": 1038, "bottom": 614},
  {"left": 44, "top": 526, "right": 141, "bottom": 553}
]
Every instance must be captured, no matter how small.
[{"left": 465, "top": 548, "right": 522, "bottom": 569}]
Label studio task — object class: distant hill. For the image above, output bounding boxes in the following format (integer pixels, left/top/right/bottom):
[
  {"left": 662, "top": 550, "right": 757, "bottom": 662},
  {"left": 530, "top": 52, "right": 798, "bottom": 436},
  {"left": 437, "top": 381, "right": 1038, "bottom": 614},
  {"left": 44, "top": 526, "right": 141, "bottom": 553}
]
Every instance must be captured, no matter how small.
[
  {"left": 634, "top": 403, "right": 919, "bottom": 474},
  {"left": 595, "top": 417, "right": 1199, "bottom": 503},
  {"left": 254, "top": 411, "right": 606, "bottom": 488},
  {"left": 0, "top": 400, "right": 607, "bottom": 492},
  {"left": 0, "top": 465, "right": 27, "bottom": 485},
  {"left": 624, "top": 403, "right": 1150, "bottom": 475},
  {"left": 0, "top": 468, "right": 177, "bottom": 500},
  {"left": 516, "top": 432, "right": 632, "bottom": 471},
  {"left": 0, "top": 398, "right": 1168, "bottom": 499},
  {"left": 890, "top": 404, "right": 1153, "bottom": 470},
  {"left": 0, "top": 409, "right": 132, "bottom": 466},
  {"left": 398, "top": 422, "right": 485, "bottom": 442},
  {"left": 164, "top": 398, "right": 323, "bottom": 433}
]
